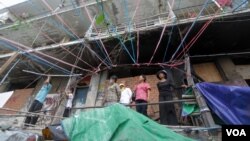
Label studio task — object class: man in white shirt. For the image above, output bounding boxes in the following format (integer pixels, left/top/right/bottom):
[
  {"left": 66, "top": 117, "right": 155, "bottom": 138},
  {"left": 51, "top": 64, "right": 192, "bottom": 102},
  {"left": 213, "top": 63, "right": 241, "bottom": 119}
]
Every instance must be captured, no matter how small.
[{"left": 119, "top": 81, "right": 132, "bottom": 105}]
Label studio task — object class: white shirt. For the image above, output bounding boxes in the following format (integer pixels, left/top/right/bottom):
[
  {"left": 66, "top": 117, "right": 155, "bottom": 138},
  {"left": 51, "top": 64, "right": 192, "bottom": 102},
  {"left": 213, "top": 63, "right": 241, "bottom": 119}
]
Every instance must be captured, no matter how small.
[
  {"left": 66, "top": 93, "right": 74, "bottom": 108},
  {"left": 119, "top": 88, "right": 132, "bottom": 104}
]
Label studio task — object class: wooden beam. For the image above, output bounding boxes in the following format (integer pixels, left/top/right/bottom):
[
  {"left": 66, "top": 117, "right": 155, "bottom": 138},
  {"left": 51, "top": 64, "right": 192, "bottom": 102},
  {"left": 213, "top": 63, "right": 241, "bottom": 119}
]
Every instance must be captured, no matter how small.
[
  {"left": 185, "top": 55, "right": 215, "bottom": 127},
  {"left": 0, "top": 52, "right": 18, "bottom": 76},
  {"left": 235, "top": 65, "right": 250, "bottom": 80}
]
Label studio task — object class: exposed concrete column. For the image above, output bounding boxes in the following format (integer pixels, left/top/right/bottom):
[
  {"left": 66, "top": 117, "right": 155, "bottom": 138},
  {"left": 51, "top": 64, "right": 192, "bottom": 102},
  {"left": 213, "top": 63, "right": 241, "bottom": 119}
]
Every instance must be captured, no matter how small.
[
  {"left": 84, "top": 73, "right": 102, "bottom": 107},
  {"left": 216, "top": 57, "right": 248, "bottom": 86},
  {"left": 95, "top": 71, "right": 108, "bottom": 106}
]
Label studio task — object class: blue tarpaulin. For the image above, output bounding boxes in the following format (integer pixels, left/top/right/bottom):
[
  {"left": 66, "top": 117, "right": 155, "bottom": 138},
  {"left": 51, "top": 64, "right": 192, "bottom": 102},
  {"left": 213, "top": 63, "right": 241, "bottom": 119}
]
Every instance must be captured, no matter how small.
[{"left": 196, "top": 82, "right": 250, "bottom": 125}]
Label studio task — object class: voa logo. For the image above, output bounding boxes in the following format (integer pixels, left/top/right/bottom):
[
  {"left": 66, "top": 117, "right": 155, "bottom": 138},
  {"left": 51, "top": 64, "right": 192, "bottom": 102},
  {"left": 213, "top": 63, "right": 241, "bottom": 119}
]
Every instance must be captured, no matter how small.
[{"left": 226, "top": 129, "right": 246, "bottom": 136}]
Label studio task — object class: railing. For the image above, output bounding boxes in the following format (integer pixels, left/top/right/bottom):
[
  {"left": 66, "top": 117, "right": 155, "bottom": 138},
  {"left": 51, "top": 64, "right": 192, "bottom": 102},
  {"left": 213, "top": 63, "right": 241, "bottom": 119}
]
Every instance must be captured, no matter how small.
[{"left": 86, "top": 0, "right": 250, "bottom": 40}]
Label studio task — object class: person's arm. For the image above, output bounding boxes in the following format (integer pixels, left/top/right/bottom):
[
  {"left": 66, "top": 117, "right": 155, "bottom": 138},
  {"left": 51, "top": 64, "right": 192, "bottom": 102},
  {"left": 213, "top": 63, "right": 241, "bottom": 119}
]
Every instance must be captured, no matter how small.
[
  {"left": 44, "top": 76, "right": 51, "bottom": 84},
  {"left": 127, "top": 88, "right": 133, "bottom": 103},
  {"left": 147, "top": 84, "right": 151, "bottom": 101},
  {"left": 116, "top": 84, "right": 121, "bottom": 99}
]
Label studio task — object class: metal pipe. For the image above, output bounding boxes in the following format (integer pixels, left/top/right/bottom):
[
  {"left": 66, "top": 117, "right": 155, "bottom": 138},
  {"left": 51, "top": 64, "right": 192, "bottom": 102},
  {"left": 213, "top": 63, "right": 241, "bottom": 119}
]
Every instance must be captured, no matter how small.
[
  {"left": 190, "top": 51, "right": 250, "bottom": 58},
  {"left": 72, "top": 99, "right": 196, "bottom": 109},
  {"left": 23, "top": 70, "right": 82, "bottom": 77},
  {"left": 0, "top": 0, "right": 109, "bottom": 31},
  {"left": 0, "top": 59, "right": 20, "bottom": 85},
  {"left": 0, "top": 38, "right": 85, "bottom": 59},
  {"left": 0, "top": 107, "right": 64, "bottom": 119}
]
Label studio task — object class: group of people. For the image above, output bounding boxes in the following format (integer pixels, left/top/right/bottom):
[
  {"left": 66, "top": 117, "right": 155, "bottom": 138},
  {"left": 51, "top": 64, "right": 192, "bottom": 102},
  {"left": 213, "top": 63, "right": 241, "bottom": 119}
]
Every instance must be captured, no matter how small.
[
  {"left": 24, "top": 69, "right": 183, "bottom": 126},
  {"left": 24, "top": 76, "right": 74, "bottom": 126},
  {"left": 103, "top": 70, "right": 184, "bottom": 125}
]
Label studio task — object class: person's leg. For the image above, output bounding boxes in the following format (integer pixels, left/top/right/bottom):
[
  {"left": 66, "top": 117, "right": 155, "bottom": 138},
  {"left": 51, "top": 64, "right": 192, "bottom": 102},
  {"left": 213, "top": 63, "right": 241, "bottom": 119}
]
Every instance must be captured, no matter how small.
[
  {"left": 135, "top": 100, "right": 143, "bottom": 114},
  {"left": 141, "top": 100, "right": 148, "bottom": 116},
  {"left": 63, "top": 108, "right": 70, "bottom": 117},
  {"left": 24, "top": 100, "right": 37, "bottom": 125},
  {"left": 166, "top": 94, "right": 178, "bottom": 125},
  {"left": 30, "top": 101, "right": 43, "bottom": 125},
  {"left": 159, "top": 95, "right": 168, "bottom": 124}
]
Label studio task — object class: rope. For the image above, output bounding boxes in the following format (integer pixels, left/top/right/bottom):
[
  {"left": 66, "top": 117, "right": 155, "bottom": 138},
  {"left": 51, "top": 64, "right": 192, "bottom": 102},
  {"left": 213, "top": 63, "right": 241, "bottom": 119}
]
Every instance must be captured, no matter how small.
[
  {"left": 148, "top": 0, "right": 176, "bottom": 64},
  {"left": 163, "top": 0, "right": 183, "bottom": 62},
  {"left": 94, "top": 0, "right": 136, "bottom": 63},
  {"left": 170, "top": 0, "right": 210, "bottom": 61},
  {"left": 39, "top": 0, "right": 111, "bottom": 68},
  {"left": 24, "top": 46, "right": 78, "bottom": 88},
  {"left": 172, "top": 11, "right": 217, "bottom": 62},
  {"left": 3, "top": 2, "right": 96, "bottom": 71},
  {"left": 0, "top": 41, "right": 72, "bottom": 74},
  {"left": 0, "top": 36, "right": 94, "bottom": 73},
  {"left": 81, "top": 0, "right": 113, "bottom": 66},
  {"left": 123, "top": 0, "right": 136, "bottom": 60}
]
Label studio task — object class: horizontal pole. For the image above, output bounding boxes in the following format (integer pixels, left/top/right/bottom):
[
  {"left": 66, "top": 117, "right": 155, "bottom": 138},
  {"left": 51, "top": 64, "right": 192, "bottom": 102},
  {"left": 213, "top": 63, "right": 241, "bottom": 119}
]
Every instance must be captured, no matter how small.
[
  {"left": 23, "top": 70, "right": 82, "bottom": 77},
  {"left": 0, "top": 107, "right": 64, "bottom": 119},
  {"left": 73, "top": 99, "right": 196, "bottom": 109},
  {"left": 0, "top": 38, "right": 85, "bottom": 59}
]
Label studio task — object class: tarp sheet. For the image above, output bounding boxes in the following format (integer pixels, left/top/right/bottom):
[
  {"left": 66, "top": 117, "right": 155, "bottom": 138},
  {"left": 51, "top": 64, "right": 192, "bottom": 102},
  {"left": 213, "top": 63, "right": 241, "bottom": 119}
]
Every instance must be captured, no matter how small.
[
  {"left": 62, "top": 104, "right": 194, "bottom": 141},
  {"left": 182, "top": 88, "right": 199, "bottom": 117},
  {"left": 0, "top": 91, "right": 13, "bottom": 108},
  {"left": 196, "top": 82, "right": 250, "bottom": 125}
]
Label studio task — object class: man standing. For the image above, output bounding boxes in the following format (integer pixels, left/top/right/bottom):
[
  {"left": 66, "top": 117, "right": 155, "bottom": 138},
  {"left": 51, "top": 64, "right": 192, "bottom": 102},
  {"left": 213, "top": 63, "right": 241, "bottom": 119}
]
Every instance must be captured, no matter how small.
[
  {"left": 63, "top": 89, "right": 74, "bottom": 117},
  {"left": 119, "top": 81, "right": 132, "bottom": 105},
  {"left": 24, "top": 76, "right": 52, "bottom": 126}
]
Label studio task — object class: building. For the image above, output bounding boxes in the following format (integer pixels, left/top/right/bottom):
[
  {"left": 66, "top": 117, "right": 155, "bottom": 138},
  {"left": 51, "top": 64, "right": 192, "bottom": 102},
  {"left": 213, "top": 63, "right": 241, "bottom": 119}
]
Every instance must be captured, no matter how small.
[{"left": 0, "top": 0, "right": 249, "bottom": 140}]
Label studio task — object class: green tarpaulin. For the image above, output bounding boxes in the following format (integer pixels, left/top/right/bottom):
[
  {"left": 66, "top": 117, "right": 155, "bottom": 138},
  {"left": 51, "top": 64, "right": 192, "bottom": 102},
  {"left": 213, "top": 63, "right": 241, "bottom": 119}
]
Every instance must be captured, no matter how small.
[{"left": 62, "top": 104, "right": 194, "bottom": 141}]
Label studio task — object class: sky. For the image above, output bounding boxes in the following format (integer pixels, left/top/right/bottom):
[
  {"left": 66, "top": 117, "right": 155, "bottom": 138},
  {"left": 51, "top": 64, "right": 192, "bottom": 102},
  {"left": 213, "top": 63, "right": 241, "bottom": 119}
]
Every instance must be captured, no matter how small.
[{"left": 0, "top": 0, "right": 27, "bottom": 9}]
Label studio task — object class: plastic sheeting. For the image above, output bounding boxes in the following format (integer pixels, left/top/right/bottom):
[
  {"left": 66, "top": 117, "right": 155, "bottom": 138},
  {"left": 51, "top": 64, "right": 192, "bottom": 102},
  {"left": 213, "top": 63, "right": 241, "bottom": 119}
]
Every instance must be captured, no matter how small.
[
  {"left": 196, "top": 82, "right": 250, "bottom": 125},
  {"left": 182, "top": 88, "right": 199, "bottom": 117},
  {"left": 0, "top": 91, "right": 13, "bottom": 108},
  {"left": 62, "top": 104, "right": 194, "bottom": 141}
]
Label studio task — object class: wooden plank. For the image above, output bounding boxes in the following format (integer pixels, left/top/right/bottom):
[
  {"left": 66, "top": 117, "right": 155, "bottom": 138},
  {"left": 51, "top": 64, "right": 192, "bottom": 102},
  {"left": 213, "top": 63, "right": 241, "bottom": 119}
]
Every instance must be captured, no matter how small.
[
  {"left": 185, "top": 56, "right": 215, "bottom": 127},
  {"left": 193, "top": 63, "right": 223, "bottom": 82},
  {"left": 217, "top": 57, "right": 248, "bottom": 86},
  {"left": 0, "top": 52, "right": 18, "bottom": 76},
  {"left": 235, "top": 65, "right": 250, "bottom": 79}
]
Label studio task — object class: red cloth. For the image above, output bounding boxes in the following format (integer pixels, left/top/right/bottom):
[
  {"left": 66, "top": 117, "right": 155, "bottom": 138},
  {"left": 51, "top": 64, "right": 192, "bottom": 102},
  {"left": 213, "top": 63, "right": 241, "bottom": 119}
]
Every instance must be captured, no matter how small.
[{"left": 217, "top": 0, "right": 233, "bottom": 7}]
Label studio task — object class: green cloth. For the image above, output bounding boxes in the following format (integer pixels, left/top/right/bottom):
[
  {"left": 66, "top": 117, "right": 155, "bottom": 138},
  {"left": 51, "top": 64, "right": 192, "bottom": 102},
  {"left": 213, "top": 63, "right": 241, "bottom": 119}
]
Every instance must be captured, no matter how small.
[
  {"left": 182, "top": 87, "right": 199, "bottom": 116},
  {"left": 62, "top": 104, "right": 194, "bottom": 141}
]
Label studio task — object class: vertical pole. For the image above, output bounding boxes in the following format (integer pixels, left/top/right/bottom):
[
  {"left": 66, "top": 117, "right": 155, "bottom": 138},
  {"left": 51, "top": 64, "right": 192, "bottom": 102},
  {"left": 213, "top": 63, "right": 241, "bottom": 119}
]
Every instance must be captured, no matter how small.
[{"left": 185, "top": 55, "right": 215, "bottom": 127}]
